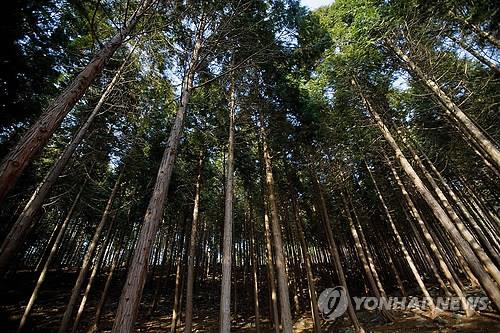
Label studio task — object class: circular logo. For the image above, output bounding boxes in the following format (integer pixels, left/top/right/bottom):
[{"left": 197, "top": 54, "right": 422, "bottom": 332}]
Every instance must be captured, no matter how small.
[{"left": 318, "top": 286, "right": 348, "bottom": 321}]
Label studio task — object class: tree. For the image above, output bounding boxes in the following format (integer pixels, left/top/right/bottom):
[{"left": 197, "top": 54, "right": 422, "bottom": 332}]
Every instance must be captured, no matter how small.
[
  {"left": 2, "top": 1, "right": 500, "bottom": 332},
  {"left": 219, "top": 78, "right": 237, "bottom": 332},
  {"left": 0, "top": 0, "right": 154, "bottom": 202}
]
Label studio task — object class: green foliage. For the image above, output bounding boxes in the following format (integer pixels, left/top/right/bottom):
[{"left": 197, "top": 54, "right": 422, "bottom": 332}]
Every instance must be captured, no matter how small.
[{"left": 2, "top": 0, "right": 499, "bottom": 296}]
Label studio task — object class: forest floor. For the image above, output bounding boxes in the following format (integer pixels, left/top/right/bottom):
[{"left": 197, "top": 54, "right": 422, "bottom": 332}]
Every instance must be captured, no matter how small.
[{"left": 1, "top": 270, "right": 499, "bottom": 332}]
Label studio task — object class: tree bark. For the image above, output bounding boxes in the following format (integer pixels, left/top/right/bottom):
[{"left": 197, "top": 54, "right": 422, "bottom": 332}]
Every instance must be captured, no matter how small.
[
  {"left": 111, "top": 30, "right": 203, "bottom": 333},
  {"left": 352, "top": 77, "right": 500, "bottom": 311},
  {"left": 17, "top": 182, "right": 86, "bottom": 333},
  {"left": 219, "top": 80, "right": 236, "bottom": 333},
  {"left": 184, "top": 151, "right": 204, "bottom": 333},
  {"left": 0, "top": 54, "right": 131, "bottom": 276},
  {"left": 58, "top": 171, "right": 123, "bottom": 333},
  {"left": 260, "top": 115, "right": 293, "bottom": 333},
  {"left": 385, "top": 39, "right": 500, "bottom": 171},
  {"left": 313, "top": 176, "right": 365, "bottom": 333},
  {"left": 448, "top": 10, "right": 500, "bottom": 49},
  {"left": 289, "top": 183, "right": 321, "bottom": 333},
  {"left": 0, "top": 0, "right": 153, "bottom": 202},
  {"left": 448, "top": 35, "right": 500, "bottom": 74}
]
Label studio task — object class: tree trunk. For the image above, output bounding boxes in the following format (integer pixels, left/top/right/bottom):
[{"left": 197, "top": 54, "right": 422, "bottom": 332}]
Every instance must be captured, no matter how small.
[
  {"left": 184, "top": 151, "right": 204, "bottom": 333},
  {"left": 404, "top": 141, "right": 500, "bottom": 269},
  {"left": 383, "top": 245, "right": 406, "bottom": 296},
  {"left": 459, "top": 176, "right": 500, "bottom": 230},
  {"left": 448, "top": 10, "right": 500, "bottom": 49},
  {"left": 260, "top": 115, "right": 293, "bottom": 333},
  {"left": 263, "top": 202, "right": 280, "bottom": 333},
  {"left": 0, "top": 54, "right": 131, "bottom": 276},
  {"left": 289, "top": 182, "right": 321, "bottom": 333},
  {"left": 111, "top": 31, "right": 203, "bottom": 333},
  {"left": 171, "top": 242, "right": 186, "bottom": 333},
  {"left": 17, "top": 182, "right": 86, "bottom": 333},
  {"left": 314, "top": 176, "right": 365, "bottom": 333},
  {"left": 448, "top": 35, "right": 500, "bottom": 74},
  {"left": 363, "top": 168, "right": 437, "bottom": 314},
  {"left": 87, "top": 245, "right": 121, "bottom": 333},
  {"left": 385, "top": 39, "right": 500, "bottom": 170},
  {"left": 176, "top": 265, "right": 187, "bottom": 330},
  {"left": 352, "top": 77, "right": 500, "bottom": 311},
  {"left": 219, "top": 80, "right": 236, "bottom": 333},
  {"left": 402, "top": 206, "right": 452, "bottom": 296},
  {"left": 422, "top": 151, "right": 500, "bottom": 255},
  {"left": 0, "top": 0, "right": 153, "bottom": 202},
  {"left": 343, "top": 191, "right": 396, "bottom": 321},
  {"left": 58, "top": 171, "right": 123, "bottom": 333},
  {"left": 149, "top": 218, "right": 180, "bottom": 315},
  {"left": 385, "top": 159, "right": 475, "bottom": 316},
  {"left": 248, "top": 203, "right": 261, "bottom": 333},
  {"left": 34, "top": 219, "right": 60, "bottom": 274},
  {"left": 71, "top": 212, "right": 118, "bottom": 333}
]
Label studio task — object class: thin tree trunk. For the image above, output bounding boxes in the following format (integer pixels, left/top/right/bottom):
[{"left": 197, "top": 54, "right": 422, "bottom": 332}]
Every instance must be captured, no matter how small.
[
  {"left": 71, "top": 212, "right": 118, "bottom": 333},
  {"left": 184, "top": 151, "right": 204, "bottom": 333},
  {"left": 220, "top": 80, "right": 236, "bottom": 333},
  {"left": 58, "top": 171, "right": 123, "bottom": 333},
  {"left": 422, "top": 153, "right": 500, "bottom": 253},
  {"left": 0, "top": 54, "right": 132, "bottom": 276},
  {"left": 352, "top": 77, "right": 500, "bottom": 311},
  {"left": 459, "top": 176, "right": 500, "bottom": 230},
  {"left": 385, "top": 40, "right": 500, "bottom": 170},
  {"left": 260, "top": 115, "right": 293, "bottom": 333},
  {"left": 383, "top": 246, "right": 406, "bottom": 296},
  {"left": 438, "top": 224, "right": 481, "bottom": 288},
  {"left": 263, "top": 202, "right": 280, "bottom": 333},
  {"left": 403, "top": 141, "right": 500, "bottom": 279},
  {"left": 87, "top": 245, "right": 121, "bottom": 333},
  {"left": 344, "top": 192, "right": 396, "bottom": 321},
  {"left": 403, "top": 205, "right": 452, "bottom": 296},
  {"left": 287, "top": 229, "right": 301, "bottom": 316},
  {"left": 0, "top": 0, "right": 153, "bottom": 202},
  {"left": 176, "top": 265, "right": 186, "bottom": 330},
  {"left": 111, "top": 30, "right": 203, "bottom": 333},
  {"left": 458, "top": 191, "right": 500, "bottom": 250},
  {"left": 448, "top": 35, "right": 500, "bottom": 74},
  {"left": 408, "top": 142, "right": 500, "bottom": 266},
  {"left": 289, "top": 183, "right": 321, "bottom": 333},
  {"left": 149, "top": 217, "right": 180, "bottom": 315},
  {"left": 34, "top": 219, "right": 60, "bottom": 274},
  {"left": 171, "top": 242, "right": 186, "bottom": 333},
  {"left": 248, "top": 203, "right": 261, "bottom": 333},
  {"left": 385, "top": 160, "right": 475, "bottom": 316},
  {"left": 449, "top": 10, "right": 500, "bottom": 49},
  {"left": 314, "top": 177, "right": 365, "bottom": 333},
  {"left": 17, "top": 182, "right": 86, "bottom": 333},
  {"left": 350, "top": 200, "right": 388, "bottom": 299},
  {"left": 361, "top": 166, "right": 439, "bottom": 314}
]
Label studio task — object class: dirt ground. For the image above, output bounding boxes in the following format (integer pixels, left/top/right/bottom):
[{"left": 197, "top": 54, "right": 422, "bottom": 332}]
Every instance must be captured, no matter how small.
[{"left": 1, "top": 270, "right": 499, "bottom": 332}]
